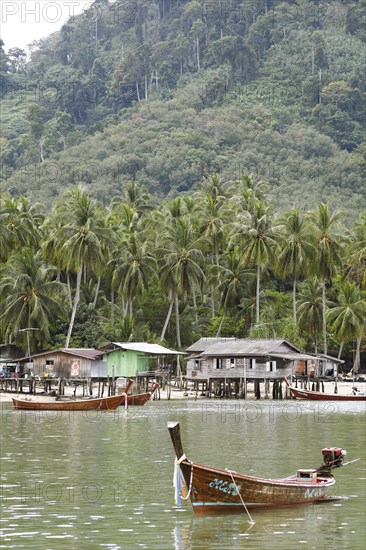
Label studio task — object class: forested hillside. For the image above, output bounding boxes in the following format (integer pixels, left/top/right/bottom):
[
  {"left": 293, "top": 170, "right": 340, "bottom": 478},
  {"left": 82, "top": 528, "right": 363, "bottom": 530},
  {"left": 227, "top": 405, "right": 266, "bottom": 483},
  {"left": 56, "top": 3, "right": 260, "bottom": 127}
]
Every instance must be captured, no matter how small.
[{"left": 0, "top": 0, "right": 365, "bottom": 215}]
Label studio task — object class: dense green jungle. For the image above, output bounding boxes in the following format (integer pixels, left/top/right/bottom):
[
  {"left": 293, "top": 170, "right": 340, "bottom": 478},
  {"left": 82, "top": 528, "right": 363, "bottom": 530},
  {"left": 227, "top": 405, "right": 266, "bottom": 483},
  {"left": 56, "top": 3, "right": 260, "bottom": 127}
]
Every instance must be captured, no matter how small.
[{"left": 0, "top": 1, "right": 365, "bottom": 368}]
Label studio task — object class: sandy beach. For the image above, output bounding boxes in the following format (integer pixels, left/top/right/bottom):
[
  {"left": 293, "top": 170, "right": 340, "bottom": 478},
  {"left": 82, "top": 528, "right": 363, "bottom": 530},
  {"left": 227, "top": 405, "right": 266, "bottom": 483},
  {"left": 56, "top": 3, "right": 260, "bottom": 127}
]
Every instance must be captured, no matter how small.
[{"left": 1, "top": 379, "right": 365, "bottom": 403}]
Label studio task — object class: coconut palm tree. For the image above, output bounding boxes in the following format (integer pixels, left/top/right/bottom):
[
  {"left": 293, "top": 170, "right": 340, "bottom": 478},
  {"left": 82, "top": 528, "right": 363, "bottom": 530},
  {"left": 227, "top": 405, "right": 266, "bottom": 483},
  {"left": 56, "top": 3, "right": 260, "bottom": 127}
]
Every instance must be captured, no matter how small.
[
  {"left": 232, "top": 200, "right": 282, "bottom": 324},
  {"left": 194, "top": 188, "right": 229, "bottom": 317},
  {"left": 157, "top": 217, "right": 204, "bottom": 347},
  {"left": 0, "top": 248, "right": 66, "bottom": 350},
  {"left": 47, "top": 187, "right": 114, "bottom": 347},
  {"left": 348, "top": 212, "right": 366, "bottom": 287},
  {"left": 297, "top": 277, "right": 324, "bottom": 353},
  {"left": 0, "top": 196, "right": 42, "bottom": 261},
  {"left": 209, "top": 247, "right": 254, "bottom": 336},
  {"left": 327, "top": 281, "right": 366, "bottom": 359},
  {"left": 111, "top": 233, "right": 157, "bottom": 317},
  {"left": 111, "top": 181, "right": 152, "bottom": 216},
  {"left": 310, "top": 204, "right": 344, "bottom": 355},
  {"left": 278, "top": 208, "right": 314, "bottom": 322}
]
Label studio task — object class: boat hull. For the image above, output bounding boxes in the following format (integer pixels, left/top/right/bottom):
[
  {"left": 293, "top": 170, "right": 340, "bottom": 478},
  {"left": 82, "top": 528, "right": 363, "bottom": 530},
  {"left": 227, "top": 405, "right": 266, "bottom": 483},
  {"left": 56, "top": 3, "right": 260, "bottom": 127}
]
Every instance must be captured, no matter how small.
[
  {"left": 283, "top": 377, "right": 366, "bottom": 401},
  {"left": 289, "top": 388, "right": 365, "bottom": 401},
  {"left": 122, "top": 383, "right": 159, "bottom": 406},
  {"left": 11, "top": 380, "right": 134, "bottom": 411},
  {"left": 179, "top": 461, "right": 336, "bottom": 514},
  {"left": 12, "top": 394, "right": 125, "bottom": 411}
]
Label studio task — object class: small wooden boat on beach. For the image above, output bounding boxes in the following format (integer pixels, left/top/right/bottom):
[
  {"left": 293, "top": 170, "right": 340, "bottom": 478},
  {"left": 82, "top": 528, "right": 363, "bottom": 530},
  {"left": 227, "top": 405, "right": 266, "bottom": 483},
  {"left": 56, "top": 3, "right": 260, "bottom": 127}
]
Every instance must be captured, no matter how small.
[
  {"left": 168, "top": 421, "right": 349, "bottom": 515},
  {"left": 123, "top": 383, "right": 159, "bottom": 406},
  {"left": 283, "top": 377, "right": 366, "bottom": 401},
  {"left": 12, "top": 380, "right": 134, "bottom": 411}
]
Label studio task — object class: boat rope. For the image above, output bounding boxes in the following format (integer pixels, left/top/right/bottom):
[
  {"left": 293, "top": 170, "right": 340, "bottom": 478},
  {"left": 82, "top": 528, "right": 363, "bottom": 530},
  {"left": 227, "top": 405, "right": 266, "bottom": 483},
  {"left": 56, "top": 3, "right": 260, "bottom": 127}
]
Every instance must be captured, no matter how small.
[
  {"left": 173, "top": 455, "right": 193, "bottom": 506},
  {"left": 225, "top": 468, "right": 255, "bottom": 525}
]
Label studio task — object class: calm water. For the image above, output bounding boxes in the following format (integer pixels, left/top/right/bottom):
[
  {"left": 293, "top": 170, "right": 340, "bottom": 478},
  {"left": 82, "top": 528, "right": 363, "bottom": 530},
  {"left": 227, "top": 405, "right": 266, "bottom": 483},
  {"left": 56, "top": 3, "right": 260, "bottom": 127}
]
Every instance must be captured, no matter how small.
[{"left": 0, "top": 399, "right": 365, "bottom": 549}]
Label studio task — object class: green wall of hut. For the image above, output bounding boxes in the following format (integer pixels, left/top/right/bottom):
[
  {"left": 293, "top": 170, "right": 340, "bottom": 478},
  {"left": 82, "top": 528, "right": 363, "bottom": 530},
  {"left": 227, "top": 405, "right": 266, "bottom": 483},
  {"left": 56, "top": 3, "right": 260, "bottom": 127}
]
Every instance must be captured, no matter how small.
[{"left": 106, "top": 349, "right": 149, "bottom": 377}]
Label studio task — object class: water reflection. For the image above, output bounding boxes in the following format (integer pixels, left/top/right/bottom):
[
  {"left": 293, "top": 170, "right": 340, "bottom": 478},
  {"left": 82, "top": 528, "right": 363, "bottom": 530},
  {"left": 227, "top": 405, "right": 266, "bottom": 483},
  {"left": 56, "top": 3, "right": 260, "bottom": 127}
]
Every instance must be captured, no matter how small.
[{"left": 0, "top": 400, "right": 365, "bottom": 549}]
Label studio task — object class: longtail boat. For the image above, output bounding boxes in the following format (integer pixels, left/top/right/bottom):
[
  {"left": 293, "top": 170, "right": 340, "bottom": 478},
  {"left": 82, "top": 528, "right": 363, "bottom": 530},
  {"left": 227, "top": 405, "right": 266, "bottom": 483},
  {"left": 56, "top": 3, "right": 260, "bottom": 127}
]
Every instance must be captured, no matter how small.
[
  {"left": 12, "top": 379, "right": 134, "bottom": 411},
  {"left": 123, "top": 383, "right": 159, "bottom": 406},
  {"left": 283, "top": 376, "right": 366, "bottom": 401},
  {"left": 168, "top": 421, "right": 349, "bottom": 515}
]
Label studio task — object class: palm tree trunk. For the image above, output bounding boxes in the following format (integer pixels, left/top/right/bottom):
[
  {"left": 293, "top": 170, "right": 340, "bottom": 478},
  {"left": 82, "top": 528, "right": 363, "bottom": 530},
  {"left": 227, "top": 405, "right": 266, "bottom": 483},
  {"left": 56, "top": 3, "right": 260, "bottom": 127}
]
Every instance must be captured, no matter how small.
[
  {"left": 192, "top": 284, "right": 198, "bottom": 323},
  {"left": 66, "top": 272, "right": 72, "bottom": 307},
  {"left": 216, "top": 313, "right": 226, "bottom": 337},
  {"left": 293, "top": 277, "right": 297, "bottom": 323},
  {"left": 338, "top": 341, "right": 344, "bottom": 359},
  {"left": 175, "top": 294, "right": 181, "bottom": 348},
  {"left": 65, "top": 268, "right": 82, "bottom": 348},
  {"left": 322, "top": 280, "right": 327, "bottom": 355},
  {"left": 353, "top": 337, "right": 361, "bottom": 373},
  {"left": 92, "top": 276, "right": 101, "bottom": 309},
  {"left": 161, "top": 294, "right": 174, "bottom": 341},
  {"left": 256, "top": 264, "right": 260, "bottom": 324},
  {"left": 111, "top": 289, "right": 115, "bottom": 324}
]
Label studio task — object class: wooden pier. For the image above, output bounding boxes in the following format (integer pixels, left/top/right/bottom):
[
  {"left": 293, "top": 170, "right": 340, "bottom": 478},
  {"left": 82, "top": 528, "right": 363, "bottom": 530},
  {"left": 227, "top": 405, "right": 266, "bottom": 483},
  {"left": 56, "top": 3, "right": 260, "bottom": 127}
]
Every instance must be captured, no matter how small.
[{"left": 0, "top": 377, "right": 118, "bottom": 398}]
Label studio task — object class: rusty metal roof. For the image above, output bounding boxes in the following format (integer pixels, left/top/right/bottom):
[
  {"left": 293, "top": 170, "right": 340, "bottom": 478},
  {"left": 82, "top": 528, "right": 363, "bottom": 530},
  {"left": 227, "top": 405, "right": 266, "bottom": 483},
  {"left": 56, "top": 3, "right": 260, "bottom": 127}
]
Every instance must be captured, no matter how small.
[{"left": 17, "top": 348, "right": 104, "bottom": 361}]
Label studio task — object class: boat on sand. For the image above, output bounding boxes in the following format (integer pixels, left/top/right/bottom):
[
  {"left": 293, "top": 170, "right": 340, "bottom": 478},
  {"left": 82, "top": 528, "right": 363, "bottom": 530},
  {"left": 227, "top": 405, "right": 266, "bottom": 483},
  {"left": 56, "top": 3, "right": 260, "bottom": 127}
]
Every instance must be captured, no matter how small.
[
  {"left": 12, "top": 380, "right": 134, "bottom": 411},
  {"left": 283, "top": 376, "right": 366, "bottom": 401}
]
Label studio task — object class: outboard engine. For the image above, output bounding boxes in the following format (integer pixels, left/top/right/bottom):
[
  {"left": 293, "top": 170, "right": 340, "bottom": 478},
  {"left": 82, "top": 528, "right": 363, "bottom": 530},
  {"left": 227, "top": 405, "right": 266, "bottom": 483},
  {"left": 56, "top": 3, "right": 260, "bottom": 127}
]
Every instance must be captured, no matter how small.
[{"left": 317, "top": 447, "right": 347, "bottom": 475}]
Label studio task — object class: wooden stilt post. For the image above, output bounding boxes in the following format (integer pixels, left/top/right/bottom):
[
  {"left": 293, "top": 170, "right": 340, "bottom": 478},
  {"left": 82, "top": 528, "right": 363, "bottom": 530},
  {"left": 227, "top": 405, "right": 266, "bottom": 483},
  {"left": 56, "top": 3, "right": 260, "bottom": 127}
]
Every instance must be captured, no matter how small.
[{"left": 265, "top": 378, "right": 269, "bottom": 399}]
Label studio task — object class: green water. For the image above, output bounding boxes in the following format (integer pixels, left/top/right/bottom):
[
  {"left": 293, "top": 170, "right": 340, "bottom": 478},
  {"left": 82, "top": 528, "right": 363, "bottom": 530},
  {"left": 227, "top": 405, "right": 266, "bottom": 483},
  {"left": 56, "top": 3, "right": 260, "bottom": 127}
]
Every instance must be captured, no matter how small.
[{"left": 0, "top": 400, "right": 365, "bottom": 549}]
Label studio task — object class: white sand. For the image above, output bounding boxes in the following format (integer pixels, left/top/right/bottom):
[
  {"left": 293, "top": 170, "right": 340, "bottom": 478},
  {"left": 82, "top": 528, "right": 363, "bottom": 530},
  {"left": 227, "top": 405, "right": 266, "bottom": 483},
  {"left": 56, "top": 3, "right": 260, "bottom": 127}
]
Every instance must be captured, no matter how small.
[{"left": 1, "top": 379, "right": 364, "bottom": 403}]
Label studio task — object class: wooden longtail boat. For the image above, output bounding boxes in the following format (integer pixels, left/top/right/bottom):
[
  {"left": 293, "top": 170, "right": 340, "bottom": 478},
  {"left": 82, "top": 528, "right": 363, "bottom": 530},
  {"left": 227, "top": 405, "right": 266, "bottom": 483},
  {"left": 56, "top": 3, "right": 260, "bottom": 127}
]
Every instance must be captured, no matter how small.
[
  {"left": 12, "top": 380, "right": 134, "bottom": 411},
  {"left": 283, "top": 377, "right": 366, "bottom": 401},
  {"left": 123, "top": 383, "right": 159, "bottom": 406},
  {"left": 168, "top": 421, "right": 348, "bottom": 515}
]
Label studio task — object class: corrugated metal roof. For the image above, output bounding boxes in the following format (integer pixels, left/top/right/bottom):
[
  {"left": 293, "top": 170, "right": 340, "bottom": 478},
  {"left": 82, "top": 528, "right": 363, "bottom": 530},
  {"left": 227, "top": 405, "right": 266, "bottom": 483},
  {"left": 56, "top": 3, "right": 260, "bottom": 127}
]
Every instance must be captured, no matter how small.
[
  {"left": 270, "top": 353, "right": 317, "bottom": 361},
  {"left": 17, "top": 348, "right": 103, "bottom": 361},
  {"left": 313, "top": 353, "right": 345, "bottom": 364},
  {"left": 192, "top": 339, "right": 301, "bottom": 357},
  {"left": 185, "top": 337, "right": 235, "bottom": 352},
  {"left": 110, "top": 342, "right": 185, "bottom": 355}
]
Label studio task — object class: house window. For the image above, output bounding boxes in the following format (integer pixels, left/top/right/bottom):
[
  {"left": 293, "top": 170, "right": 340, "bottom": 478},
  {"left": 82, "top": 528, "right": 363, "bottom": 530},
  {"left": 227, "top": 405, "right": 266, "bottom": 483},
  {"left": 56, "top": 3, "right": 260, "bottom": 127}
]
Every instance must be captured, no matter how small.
[
  {"left": 46, "top": 360, "right": 54, "bottom": 365},
  {"left": 194, "top": 360, "right": 201, "bottom": 371},
  {"left": 249, "top": 358, "right": 256, "bottom": 369},
  {"left": 216, "top": 358, "right": 222, "bottom": 369},
  {"left": 266, "top": 361, "right": 276, "bottom": 372}
]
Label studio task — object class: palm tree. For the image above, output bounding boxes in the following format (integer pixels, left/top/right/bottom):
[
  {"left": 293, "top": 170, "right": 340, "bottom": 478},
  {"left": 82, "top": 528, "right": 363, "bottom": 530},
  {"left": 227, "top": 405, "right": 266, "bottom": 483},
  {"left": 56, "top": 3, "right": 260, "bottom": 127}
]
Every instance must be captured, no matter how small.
[
  {"left": 0, "top": 196, "right": 42, "bottom": 261},
  {"left": 194, "top": 188, "right": 229, "bottom": 317},
  {"left": 47, "top": 188, "right": 114, "bottom": 347},
  {"left": 157, "top": 217, "right": 204, "bottom": 347},
  {"left": 209, "top": 247, "right": 254, "bottom": 336},
  {"left": 327, "top": 281, "right": 366, "bottom": 359},
  {"left": 111, "top": 233, "right": 157, "bottom": 317},
  {"left": 278, "top": 208, "right": 314, "bottom": 322},
  {"left": 310, "top": 204, "right": 343, "bottom": 355},
  {"left": 231, "top": 174, "right": 269, "bottom": 217},
  {"left": 348, "top": 212, "right": 366, "bottom": 287},
  {"left": 0, "top": 248, "right": 66, "bottom": 350},
  {"left": 232, "top": 200, "right": 282, "bottom": 324},
  {"left": 297, "top": 277, "right": 323, "bottom": 353}
]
